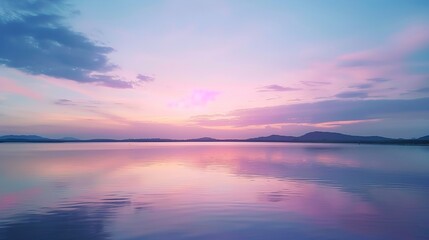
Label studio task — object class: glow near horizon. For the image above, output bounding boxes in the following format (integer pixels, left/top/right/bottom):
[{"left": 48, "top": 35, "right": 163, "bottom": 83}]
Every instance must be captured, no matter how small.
[{"left": 0, "top": 0, "right": 429, "bottom": 139}]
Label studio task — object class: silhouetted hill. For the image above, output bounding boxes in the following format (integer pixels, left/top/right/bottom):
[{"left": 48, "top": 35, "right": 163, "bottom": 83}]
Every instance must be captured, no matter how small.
[
  {"left": 187, "top": 137, "right": 218, "bottom": 142},
  {"left": 418, "top": 135, "right": 429, "bottom": 141},
  {"left": 245, "top": 132, "right": 394, "bottom": 143},
  {"left": 0, "top": 135, "right": 51, "bottom": 141},
  {"left": 297, "top": 131, "right": 391, "bottom": 142},
  {"left": 247, "top": 135, "right": 296, "bottom": 142}
]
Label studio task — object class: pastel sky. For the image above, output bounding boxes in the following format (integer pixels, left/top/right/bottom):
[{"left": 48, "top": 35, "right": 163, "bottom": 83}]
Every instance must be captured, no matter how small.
[{"left": 1, "top": 0, "right": 429, "bottom": 139}]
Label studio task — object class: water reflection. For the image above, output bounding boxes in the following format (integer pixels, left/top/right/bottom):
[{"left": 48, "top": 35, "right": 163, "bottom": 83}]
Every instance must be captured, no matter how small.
[
  {"left": 0, "top": 198, "right": 129, "bottom": 240},
  {"left": 0, "top": 143, "right": 429, "bottom": 240}
]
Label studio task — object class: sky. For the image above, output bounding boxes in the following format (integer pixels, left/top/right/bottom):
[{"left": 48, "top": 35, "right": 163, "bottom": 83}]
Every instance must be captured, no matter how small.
[{"left": 0, "top": 0, "right": 429, "bottom": 139}]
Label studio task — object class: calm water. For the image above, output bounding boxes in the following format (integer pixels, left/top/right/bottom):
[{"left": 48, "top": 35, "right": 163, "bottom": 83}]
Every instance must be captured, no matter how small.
[{"left": 0, "top": 143, "right": 428, "bottom": 240}]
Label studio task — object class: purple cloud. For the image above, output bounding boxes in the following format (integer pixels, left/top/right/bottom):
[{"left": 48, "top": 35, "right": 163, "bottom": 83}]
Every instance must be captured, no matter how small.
[
  {"left": 258, "top": 84, "right": 300, "bottom": 92},
  {"left": 367, "top": 78, "right": 390, "bottom": 83},
  {"left": 412, "top": 87, "right": 429, "bottom": 93},
  {"left": 350, "top": 83, "right": 373, "bottom": 89},
  {"left": 338, "top": 59, "right": 381, "bottom": 68},
  {"left": 335, "top": 91, "right": 368, "bottom": 99},
  {"left": 136, "top": 74, "right": 155, "bottom": 82},
  {"left": 54, "top": 99, "right": 75, "bottom": 106},
  {"left": 349, "top": 78, "right": 391, "bottom": 90}
]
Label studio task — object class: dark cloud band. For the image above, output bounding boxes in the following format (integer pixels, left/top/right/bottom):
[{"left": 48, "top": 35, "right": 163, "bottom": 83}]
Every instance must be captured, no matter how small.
[
  {"left": 193, "top": 98, "right": 429, "bottom": 127},
  {"left": 0, "top": 0, "right": 140, "bottom": 88}
]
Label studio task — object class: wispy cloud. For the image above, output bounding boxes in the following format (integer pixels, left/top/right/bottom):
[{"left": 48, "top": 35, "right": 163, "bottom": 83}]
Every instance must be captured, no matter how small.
[
  {"left": 0, "top": 0, "right": 141, "bottom": 89},
  {"left": 349, "top": 78, "right": 390, "bottom": 89},
  {"left": 283, "top": 24, "right": 429, "bottom": 101},
  {"left": 136, "top": 74, "right": 154, "bottom": 83},
  {"left": 412, "top": 87, "right": 429, "bottom": 93},
  {"left": 0, "top": 77, "right": 42, "bottom": 100},
  {"left": 53, "top": 98, "right": 125, "bottom": 109},
  {"left": 258, "top": 84, "right": 300, "bottom": 92},
  {"left": 350, "top": 83, "right": 372, "bottom": 89},
  {"left": 337, "top": 25, "right": 429, "bottom": 69},
  {"left": 335, "top": 91, "right": 368, "bottom": 99},
  {"left": 52, "top": 98, "right": 129, "bottom": 123},
  {"left": 402, "top": 87, "right": 429, "bottom": 95},
  {"left": 367, "top": 78, "right": 390, "bottom": 83},
  {"left": 54, "top": 99, "right": 75, "bottom": 106},
  {"left": 300, "top": 81, "right": 331, "bottom": 87}
]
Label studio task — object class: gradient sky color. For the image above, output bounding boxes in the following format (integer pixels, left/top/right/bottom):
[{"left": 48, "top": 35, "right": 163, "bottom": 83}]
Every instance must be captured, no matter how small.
[{"left": 1, "top": 0, "right": 429, "bottom": 139}]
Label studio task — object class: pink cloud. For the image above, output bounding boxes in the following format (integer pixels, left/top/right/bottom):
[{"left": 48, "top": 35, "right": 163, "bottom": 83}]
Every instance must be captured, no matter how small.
[
  {"left": 339, "top": 24, "right": 429, "bottom": 67},
  {"left": 393, "top": 24, "right": 429, "bottom": 55},
  {"left": 278, "top": 23, "right": 429, "bottom": 102},
  {"left": 0, "top": 77, "right": 42, "bottom": 100},
  {"left": 169, "top": 89, "right": 220, "bottom": 109}
]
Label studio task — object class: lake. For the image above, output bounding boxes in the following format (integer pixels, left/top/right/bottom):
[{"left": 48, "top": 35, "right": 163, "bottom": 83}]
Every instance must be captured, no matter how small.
[{"left": 0, "top": 142, "right": 428, "bottom": 240}]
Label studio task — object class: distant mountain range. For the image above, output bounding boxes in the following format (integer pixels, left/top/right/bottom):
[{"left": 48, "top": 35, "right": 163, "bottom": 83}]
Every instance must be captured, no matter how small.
[
  {"left": 419, "top": 135, "right": 429, "bottom": 141},
  {"left": 249, "top": 132, "right": 391, "bottom": 142},
  {"left": 1, "top": 131, "right": 428, "bottom": 145},
  {"left": 0, "top": 135, "right": 51, "bottom": 141}
]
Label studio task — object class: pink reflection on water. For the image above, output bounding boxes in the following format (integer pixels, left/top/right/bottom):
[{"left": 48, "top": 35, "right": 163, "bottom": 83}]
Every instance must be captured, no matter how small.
[
  {"left": 1, "top": 143, "right": 428, "bottom": 239},
  {"left": 260, "top": 182, "right": 374, "bottom": 218},
  {"left": 0, "top": 188, "right": 42, "bottom": 210}
]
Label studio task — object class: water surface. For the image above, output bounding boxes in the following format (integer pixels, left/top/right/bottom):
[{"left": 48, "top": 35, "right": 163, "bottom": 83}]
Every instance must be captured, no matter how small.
[{"left": 0, "top": 142, "right": 428, "bottom": 240}]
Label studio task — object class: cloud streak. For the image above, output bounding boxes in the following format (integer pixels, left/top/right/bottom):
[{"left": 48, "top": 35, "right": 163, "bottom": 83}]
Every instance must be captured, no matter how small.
[
  {"left": 0, "top": 77, "right": 42, "bottom": 99},
  {"left": 350, "top": 83, "right": 372, "bottom": 89},
  {"left": 335, "top": 91, "right": 368, "bottom": 99},
  {"left": 136, "top": 74, "right": 154, "bottom": 83},
  {"left": 258, "top": 84, "right": 300, "bottom": 92},
  {"left": 300, "top": 81, "right": 331, "bottom": 87},
  {"left": 412, "top": 87, "right": 429, "bottom": 93},
  {"left": 349, "top": 78, "right": 391, "bottom": 90},
  {"left": 367, "top": 78, "right": 390, "bottom": 83}
]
